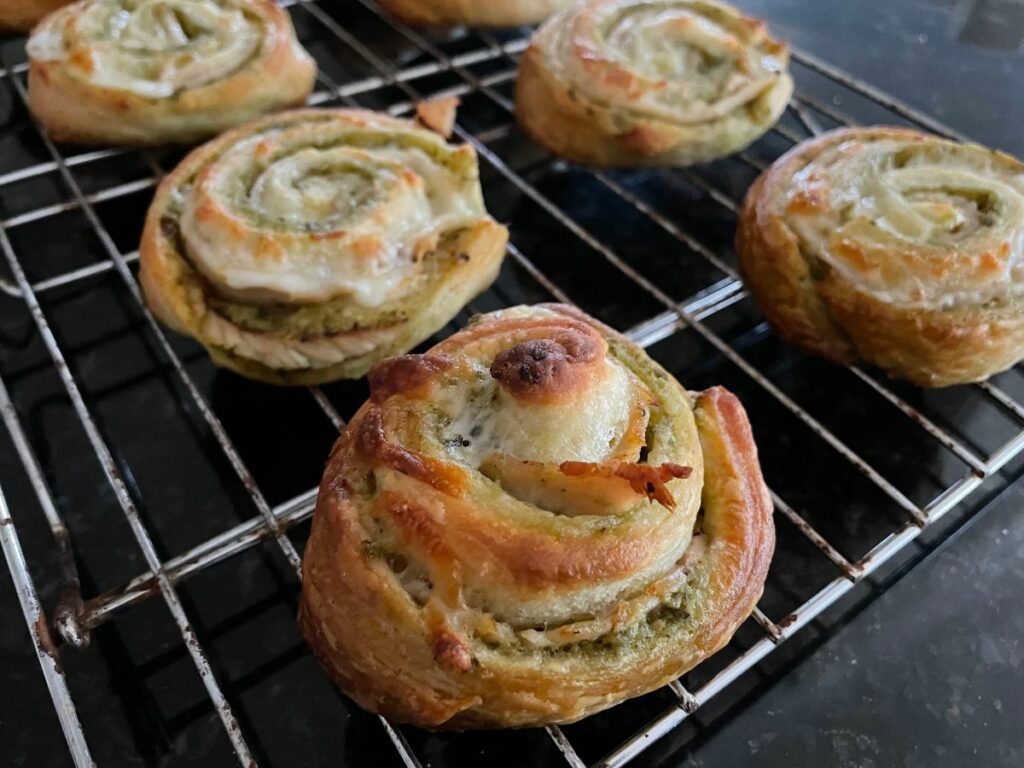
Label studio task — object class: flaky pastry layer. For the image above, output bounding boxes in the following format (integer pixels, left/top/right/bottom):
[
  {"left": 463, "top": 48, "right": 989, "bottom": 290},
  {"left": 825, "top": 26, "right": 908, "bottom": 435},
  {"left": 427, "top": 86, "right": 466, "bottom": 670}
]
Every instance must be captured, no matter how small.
[
  {"left": 737, "top": 126, "right": 1024, "bottom": 387},
  {"left": 140, "top": 108, "right": 508, "bottom": 385},
  {"left": 27, "top": 0, "right": 316, "bottom": 145},
  {"left": 299, "top": 304, "right": 774, "bottom": 728},
  {"left": 516, "top": 0, "right": 793, "bottom": 166}
]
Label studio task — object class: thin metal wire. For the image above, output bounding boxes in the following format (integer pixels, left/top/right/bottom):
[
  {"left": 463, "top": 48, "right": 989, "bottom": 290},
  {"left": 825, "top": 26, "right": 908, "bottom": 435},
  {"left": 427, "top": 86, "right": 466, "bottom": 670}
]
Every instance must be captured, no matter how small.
[
  {"left": 0, "top": 224, "right": 257, "bottom": 765},
  {"left": 2, "top": 4, "right": 1024, "bottom": 768},
  {"left": 0, "top": 373, "right": 87, "bottom": 646},
  {"left": 4, "top": 67, "right": 307, "bottom": 581},
  {"left": 848, "top": 366, "right": 987, "bottom": 475},
  {"left": 5, "top": 46, "right": 425, "bottom": 768},
  {"left": 0, "top": 379, "right": 94, "bottom": 766},
  {"left": 978, "top": 381, "right": 1024, "bottom": 422},
  {"left": 547, "top": 726, "right": 589, "bottom": 768},
  {"left": 320, "top": 7, "right": 937, "bottom": 529},
  {"left": 789, "top": 48, "right": 969, "bottom": 141},
  {"left": 76, "top": 489, "right": 318, "bottom": 631},
  {"left": 2, "top": 177, "right": 158, "bottom": 229}
]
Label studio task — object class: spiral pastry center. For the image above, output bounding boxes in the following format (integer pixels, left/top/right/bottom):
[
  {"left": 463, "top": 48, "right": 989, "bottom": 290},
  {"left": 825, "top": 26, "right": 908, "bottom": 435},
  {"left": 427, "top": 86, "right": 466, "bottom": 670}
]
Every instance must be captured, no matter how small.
[
  {"left": 417, "top": 318, "right": 640, "bottom": 467},
  {"left": 177, "top": 119, "right": 484, "bottom": 305},
  {"left": 786, "top": 137, "right": 1024, "bottom": 308},
  {"left": 358, "top": 307, "right": 702, "bottom": 631},
  {"left": 545, "top": 0, "right": 787, "bottom": 125},
  {"left": 29, "top": 0, "right": 265, "bottom": 98}
]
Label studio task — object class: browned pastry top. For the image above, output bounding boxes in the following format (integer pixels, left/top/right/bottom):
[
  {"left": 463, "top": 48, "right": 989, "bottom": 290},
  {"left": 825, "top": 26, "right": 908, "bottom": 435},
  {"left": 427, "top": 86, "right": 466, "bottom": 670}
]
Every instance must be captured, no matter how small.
[{"left": 299, "top": 303, "right": 774, "bottom": 728}]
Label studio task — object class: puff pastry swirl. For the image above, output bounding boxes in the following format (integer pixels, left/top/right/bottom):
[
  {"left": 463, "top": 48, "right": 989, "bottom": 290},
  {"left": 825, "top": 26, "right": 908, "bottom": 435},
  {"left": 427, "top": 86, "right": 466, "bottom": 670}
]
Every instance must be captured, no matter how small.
[
  {"left": 737, "top": 126, "right": 1024, "bottom": 387},
  {"left": 27, "top": 0, "right": 316, "bottom": 145},
  {"left": 378, "top": 0, "right": 575, "bottom": 26},
  {"left": 0, "top": 0, "right": 72, "bottom": 32},
  {"left": 299, "top": 304, "right": 774, "bottom": 728},
  {"left": 140, "top": 108, "right": 509, "bottom": 385},
  {"left": 516, "top": 0, "right": 793, "bottom": 166}
]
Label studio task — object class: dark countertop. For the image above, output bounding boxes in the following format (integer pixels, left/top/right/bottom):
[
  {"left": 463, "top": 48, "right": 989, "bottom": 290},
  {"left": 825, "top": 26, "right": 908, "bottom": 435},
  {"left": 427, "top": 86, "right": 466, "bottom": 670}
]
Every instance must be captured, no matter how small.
[
  {"left": 737, "top": 0, "right": 1024, "bottom": 155},
  {"left": 2, "top": 1, "right": 1024, "bottom": 767},
  {"left": 670, "top": 479, "right": 1024, "bottom": 768}
]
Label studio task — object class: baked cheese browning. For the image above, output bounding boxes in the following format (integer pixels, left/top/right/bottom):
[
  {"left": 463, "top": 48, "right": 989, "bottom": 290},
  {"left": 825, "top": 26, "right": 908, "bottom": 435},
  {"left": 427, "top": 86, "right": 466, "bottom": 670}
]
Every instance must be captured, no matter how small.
[
  {"left": 737, "top": 126, "right": 1024, "bottom": 386},
  {"left": 299, "top": 304, "right": 774, "bottom": 728},
  {"left": 516, "top": 0, "right": 793, "bottom": 166},
  {"left": 28, "top": 0, "right": 317, "bottom": 144},
  {"left": 139, "top": 108, "right": 508, "bottom": 384}
]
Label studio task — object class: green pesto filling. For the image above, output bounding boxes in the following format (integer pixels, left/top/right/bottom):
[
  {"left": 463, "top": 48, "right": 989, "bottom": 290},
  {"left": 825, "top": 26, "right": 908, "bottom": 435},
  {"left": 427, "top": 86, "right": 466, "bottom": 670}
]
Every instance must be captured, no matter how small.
[
  {"left": 236, "top": 127, "right": 478, "bottom": 188},
  {"left": 207, "top": 293, "right": 408, "bottom": 338},
  {"left": 605, "top": 334, "right": 684, "bottom": 460},
  {"left": 161, "top": 208, "right": 467, "bottom": 339},
  {"left": 158, "top": 126, "right": 480, "bottom": 342},
  {"left": 545, "top": 579, "right": 700, "bottom": 659}
]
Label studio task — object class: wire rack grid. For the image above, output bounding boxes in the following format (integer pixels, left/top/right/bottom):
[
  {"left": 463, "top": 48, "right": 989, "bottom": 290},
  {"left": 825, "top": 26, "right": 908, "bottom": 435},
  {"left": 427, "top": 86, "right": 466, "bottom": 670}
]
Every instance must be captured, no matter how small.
[{"left": 1, "top": 2, "right": 1023, "bottom": 767}]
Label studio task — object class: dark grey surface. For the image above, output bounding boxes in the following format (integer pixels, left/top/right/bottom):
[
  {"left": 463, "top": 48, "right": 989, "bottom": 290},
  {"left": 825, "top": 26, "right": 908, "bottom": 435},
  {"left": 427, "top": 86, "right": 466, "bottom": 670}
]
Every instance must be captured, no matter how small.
[
  {"left": 659, "top": 482, "right": 1024, "bottom": 768},
  {"left": 1, "top": 1, "right": 1024, "bottom": 768},
  {"left": 737, "top": 0, "right": 1024, "bottom": 155}
]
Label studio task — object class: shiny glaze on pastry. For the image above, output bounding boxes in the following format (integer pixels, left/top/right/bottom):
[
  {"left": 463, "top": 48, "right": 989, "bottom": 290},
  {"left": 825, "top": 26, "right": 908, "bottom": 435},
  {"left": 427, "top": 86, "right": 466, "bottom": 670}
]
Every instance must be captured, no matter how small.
[
  {"left": 27, "top": 0, "right": 316, "bottom": 144},
  {"left": 378, "top": 0, "right": 575, "bottom": 27},
  {"left": 516, "top": 0, "right": 793, "bottom": 166},
  {"left": 737, "top": 126, "right": 1024, "bottom": 387},
  {"left": 140, "top": 108, "right": 509, "bottom": 384},
  {"left": 299, "top": 304, "right": 774, "bottom": 728}
]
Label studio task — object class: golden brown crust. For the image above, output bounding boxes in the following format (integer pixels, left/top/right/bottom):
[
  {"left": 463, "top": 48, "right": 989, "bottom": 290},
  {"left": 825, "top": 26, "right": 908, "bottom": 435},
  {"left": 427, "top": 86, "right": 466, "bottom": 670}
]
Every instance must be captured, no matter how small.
[
  {"left": 0, "top": 0, "right": 70, "bottom": 32},
  {"left": 515, "top": 0, "right": 793, "bottom": 167},
  {"left": 27, "top": 0, "right": 316, "bottom": 145},
  {"left": 298, "top": 304, "right": 774, "bottom": 729},
  {"left": 737, "top": 126, "right": 1024, "bottom": 387},
  {"left": 415, "top": 96, "right": 460, "bottom": 139},
  {"left": 379, "top": 0, "right": 574, "bottom": 26},
  {"left": 139, "top": 108, "right": 508, "bottom": 385}
]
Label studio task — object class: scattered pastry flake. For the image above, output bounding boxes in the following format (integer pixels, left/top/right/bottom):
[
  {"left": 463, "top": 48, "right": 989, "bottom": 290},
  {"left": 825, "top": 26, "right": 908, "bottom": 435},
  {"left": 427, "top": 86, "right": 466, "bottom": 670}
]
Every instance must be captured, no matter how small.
[{"left": 416, "top": 96, "right": 460, "bottom": 139}]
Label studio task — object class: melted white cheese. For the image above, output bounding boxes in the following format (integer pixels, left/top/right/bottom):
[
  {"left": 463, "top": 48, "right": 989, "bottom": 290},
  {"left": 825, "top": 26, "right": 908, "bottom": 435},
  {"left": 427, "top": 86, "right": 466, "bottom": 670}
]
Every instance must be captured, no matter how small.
[
  {"left": 787, "top": 138, "right": 1024, "bottom": 309},
  {"left": 29, "top": 0, "right": 265, "bottom": 98},
  {"left": 178, "top": 127, "right": 484, "bottom": 305},
  {"left": 538, "top": 0, "right": 786, "bottom": 125},
  {"left": 436, "top": 355, "right": 634, "bottom": 467}
]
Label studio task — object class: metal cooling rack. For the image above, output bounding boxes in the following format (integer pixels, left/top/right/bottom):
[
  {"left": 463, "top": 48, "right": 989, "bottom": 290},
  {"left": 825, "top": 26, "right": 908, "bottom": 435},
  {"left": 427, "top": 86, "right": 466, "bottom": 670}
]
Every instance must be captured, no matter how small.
[{"left": 2, "top": 2, "right": 1023, "bottom": 767}]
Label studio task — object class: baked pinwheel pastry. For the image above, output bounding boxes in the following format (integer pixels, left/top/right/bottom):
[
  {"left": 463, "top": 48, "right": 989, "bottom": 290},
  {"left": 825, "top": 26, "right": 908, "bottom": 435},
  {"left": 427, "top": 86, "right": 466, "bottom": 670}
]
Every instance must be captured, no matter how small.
[
  {"left": 299, "top": 304, "right": 774, "bottom": 728},
  {"left": 0, "top": 0, "right": 72, "bottom": 32},
  {"left": 737, "top": 126, "right": 1024, "bottom": 387},
  {"left": 516, "top": 0, "right": 793, "bottom": 167},
  {"left": 26, "top": 0, "right": 316, "bottom": 145},
  {"left": 140, "top": 108, "right": 509, "bottom": 385},
  {"left": 378, "top": 0, "right": 575, "bottom": 27}
]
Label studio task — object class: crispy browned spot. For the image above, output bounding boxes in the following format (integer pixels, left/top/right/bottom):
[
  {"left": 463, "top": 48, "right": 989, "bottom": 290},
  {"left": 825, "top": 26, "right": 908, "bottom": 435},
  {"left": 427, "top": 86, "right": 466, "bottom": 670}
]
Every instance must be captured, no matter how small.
[
  {"left": 559, "top": 461, "right": 692, "bottom": 510},
  {"left": 489, "top": 329, "right": 603, "bottom": 405},
  {"left": 368, "top": 354, "right": 455, "bottom": 403},
  {"left": 432, "top": 630, "right": 472, "bottom": 673},
  {"left": 68, "top": 47, "right": 95, "bottom": 74}
]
